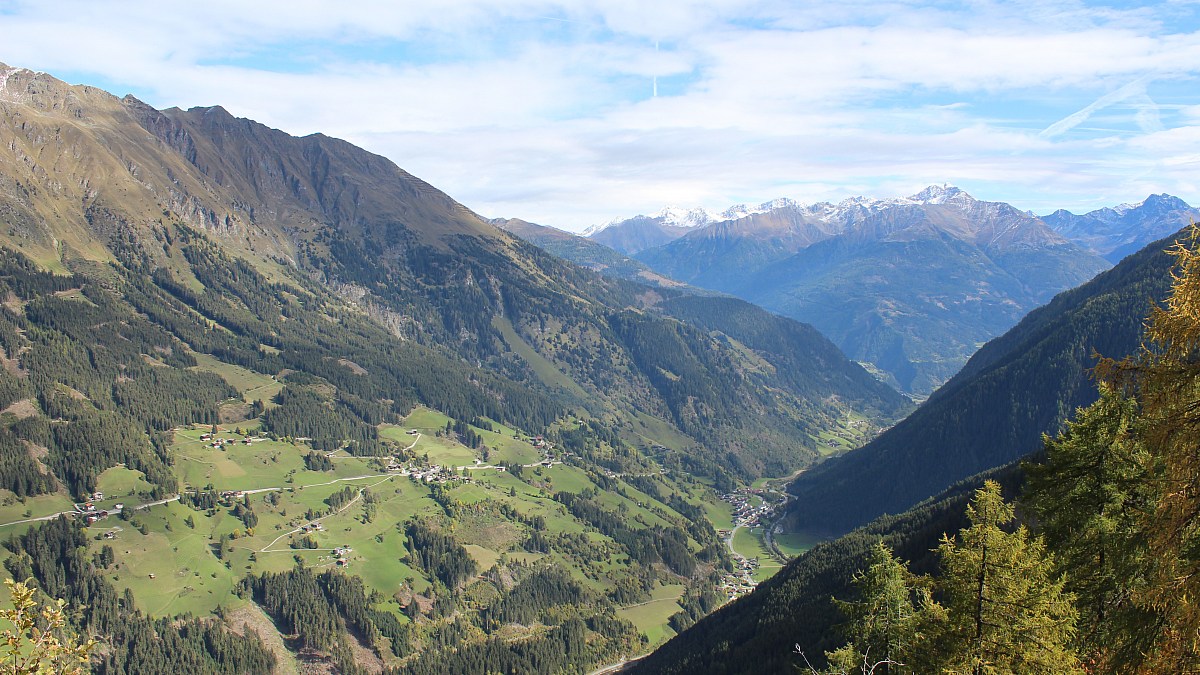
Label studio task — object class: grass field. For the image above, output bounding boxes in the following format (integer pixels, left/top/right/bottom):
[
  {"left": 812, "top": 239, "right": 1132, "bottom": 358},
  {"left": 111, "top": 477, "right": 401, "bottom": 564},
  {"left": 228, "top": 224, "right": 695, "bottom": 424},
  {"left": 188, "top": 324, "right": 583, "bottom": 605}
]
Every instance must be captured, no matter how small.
[
  {"left": 2, "top": 404, "right": 745, "bottom": 646},
  {"left": 774, "top": 531, "right": 825, "bottom": 557},
  {"left": 96, "top": 466, "right": 153, "bottom": 497},
  {"left": 732, "top": 526, "right": 785, "bottom": 581},
  {"left": 703, "top": 499, "right": 734, "bottom": 531},
  {"left": 0, "top": 492, "right": 75, "bottom": 526},
  {"left": 618, "top": 583, "right": 685, "bottom": 646},
  {"left": 491, "top": 316, "right": 587, "bottom": 398},
  {"left": 190, "top": 353, "right": 281, "bottom": 405}
]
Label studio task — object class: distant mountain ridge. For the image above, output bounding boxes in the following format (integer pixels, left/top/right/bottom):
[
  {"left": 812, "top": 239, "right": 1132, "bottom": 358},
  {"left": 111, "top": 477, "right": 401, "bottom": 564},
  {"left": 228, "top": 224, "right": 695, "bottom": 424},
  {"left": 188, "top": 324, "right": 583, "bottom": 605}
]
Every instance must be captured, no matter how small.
[
  {"left": 616, "top": 185, "right": 1111, "bottom": 393},
  {"left": 1042, "top": 193, "right": 1200, "bottom": 263},
  {"left": 786, "top": 226, "right": 1179, "bottom": 534}
]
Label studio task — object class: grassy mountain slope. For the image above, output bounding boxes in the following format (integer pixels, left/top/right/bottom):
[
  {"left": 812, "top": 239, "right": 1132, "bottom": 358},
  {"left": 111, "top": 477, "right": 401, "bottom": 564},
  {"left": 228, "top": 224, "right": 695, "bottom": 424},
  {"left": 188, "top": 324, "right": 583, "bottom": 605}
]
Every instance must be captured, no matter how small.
[
  {"left": 0, "top": 63, "right": 905, "bottom": 483},
  {"left": 0, "top": 240, "right": 737, "bottom": 673},
  {"left": 0, "top": 62, "right": 914, "bottom": 672},
  {"left": 784, "top": 229, "right": 1179, "bottom": 535}
]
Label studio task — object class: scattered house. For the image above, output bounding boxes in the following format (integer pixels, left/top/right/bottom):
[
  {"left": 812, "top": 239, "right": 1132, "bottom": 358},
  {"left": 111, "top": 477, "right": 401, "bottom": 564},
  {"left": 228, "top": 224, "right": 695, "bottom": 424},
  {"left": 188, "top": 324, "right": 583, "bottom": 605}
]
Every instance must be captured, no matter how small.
[
  {"left": 114, "top": 503, "right": 124, "bottom": 510},
  {"left": 148, "top": 573, "right": 156, "bottom": 579},
  {"left": 91, "top": 491, "right": 104, "bottom": 501},
  {"left": 103, "top": 531, "right": 116, "bottom": 539}
]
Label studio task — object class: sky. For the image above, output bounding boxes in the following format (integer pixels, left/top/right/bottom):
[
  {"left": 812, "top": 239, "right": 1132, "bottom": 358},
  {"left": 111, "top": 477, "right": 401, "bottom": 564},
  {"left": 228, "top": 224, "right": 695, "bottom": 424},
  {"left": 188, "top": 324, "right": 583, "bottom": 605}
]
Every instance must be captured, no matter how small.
[{"left": 2, "top": 1, "right": 1200, "bottom": 232}]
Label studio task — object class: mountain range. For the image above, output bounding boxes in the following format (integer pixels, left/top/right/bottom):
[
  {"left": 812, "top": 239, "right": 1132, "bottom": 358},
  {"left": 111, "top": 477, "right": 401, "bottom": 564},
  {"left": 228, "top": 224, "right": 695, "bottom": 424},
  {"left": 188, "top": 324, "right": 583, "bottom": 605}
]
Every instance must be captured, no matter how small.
[
  {"left": 1043, "top": 193, "right": 1200, "bottom": 263},
  {"left": 0, "top": 62, "right": 907, "bottom": 477},
  {"left": 580, "top": 187, "right": 1114, "bottom": 394},
  {"left": 0, "top": 62, "right": 913, "bottom": 673},
  {"left": 3, "top": 59, "right": 1198, "bottom": 675}
]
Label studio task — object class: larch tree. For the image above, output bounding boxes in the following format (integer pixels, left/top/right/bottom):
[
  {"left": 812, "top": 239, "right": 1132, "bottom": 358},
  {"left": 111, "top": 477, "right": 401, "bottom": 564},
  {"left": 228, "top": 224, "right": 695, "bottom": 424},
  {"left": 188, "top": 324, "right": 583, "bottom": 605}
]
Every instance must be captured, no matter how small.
[
  {"left": 928, "top": 480, "right": 1082, "bottom": 675},
  {"left": 813, "top": 542, "right": 936, "bottom": 675},
  {"left": 1097, "top": 225, "right": 1200, "bottom": 671},
  {"left": 0, "top": 578, "right": 96, "bottom": 675},
  {"left": 1024, "top": 386, "right": 1160, "bottom": 672}
]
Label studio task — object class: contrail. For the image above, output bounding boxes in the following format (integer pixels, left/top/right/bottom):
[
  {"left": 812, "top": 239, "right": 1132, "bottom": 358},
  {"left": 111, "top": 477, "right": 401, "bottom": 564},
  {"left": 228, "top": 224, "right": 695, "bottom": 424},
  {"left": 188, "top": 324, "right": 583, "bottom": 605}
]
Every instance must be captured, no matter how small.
[{"left": 1039, "top": 77, "right": 1155, "bottom": 138}]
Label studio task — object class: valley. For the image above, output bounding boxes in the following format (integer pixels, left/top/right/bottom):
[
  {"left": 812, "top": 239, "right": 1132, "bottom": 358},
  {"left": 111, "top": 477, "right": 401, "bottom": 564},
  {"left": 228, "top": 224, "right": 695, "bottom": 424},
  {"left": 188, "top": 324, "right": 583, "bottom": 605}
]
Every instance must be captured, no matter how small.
[{"left": 0, "top": 51, "right": 1194, "bottom": 675}]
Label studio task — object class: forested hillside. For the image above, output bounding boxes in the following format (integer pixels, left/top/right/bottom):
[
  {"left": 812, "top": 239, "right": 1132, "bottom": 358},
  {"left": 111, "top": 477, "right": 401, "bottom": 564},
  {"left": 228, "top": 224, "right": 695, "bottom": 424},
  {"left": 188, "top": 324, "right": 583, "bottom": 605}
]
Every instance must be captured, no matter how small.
[
  {"left": 785, "top": 228, "right": 1180, "bottom": 534},
  {"left": 0, "top": 239, "right": 731, "bottom": 673},
  {"left": 647, "top": 226, "right": 1200, "bottom": 674},
  {"left": 0, "top": 63, "right": 905, "bottom": 482},
  {"left": 633, "top": 464, "right": 1024, "bottom": 674},
  {"left": 0, "top": 63, "right": 914, "bottom": 674}
]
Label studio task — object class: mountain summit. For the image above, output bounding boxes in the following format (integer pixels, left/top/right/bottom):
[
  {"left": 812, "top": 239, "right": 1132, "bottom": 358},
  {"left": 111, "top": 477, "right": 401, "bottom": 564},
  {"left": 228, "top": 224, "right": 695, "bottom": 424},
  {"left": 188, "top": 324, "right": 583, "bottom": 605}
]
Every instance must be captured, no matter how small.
[
  {"left": 612, "top": 187, "right": 1110, "bottom": 393},
  {"left": 1043, "top": 194, "right": 1200, "bottom": 263}
]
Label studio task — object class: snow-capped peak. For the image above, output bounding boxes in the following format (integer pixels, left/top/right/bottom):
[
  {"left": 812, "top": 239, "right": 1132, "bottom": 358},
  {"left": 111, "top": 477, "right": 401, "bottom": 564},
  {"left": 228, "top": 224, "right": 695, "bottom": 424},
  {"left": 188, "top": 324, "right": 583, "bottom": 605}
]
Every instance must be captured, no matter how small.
[
  {"left": 652, "top": 205, "right": 722, "bottom": 229},
  {"left": 1112, "top": 199, "right": 1141, "bottom": 215},
  {"left": 909, "top": 184, "right": 970, "bottom": 205}
]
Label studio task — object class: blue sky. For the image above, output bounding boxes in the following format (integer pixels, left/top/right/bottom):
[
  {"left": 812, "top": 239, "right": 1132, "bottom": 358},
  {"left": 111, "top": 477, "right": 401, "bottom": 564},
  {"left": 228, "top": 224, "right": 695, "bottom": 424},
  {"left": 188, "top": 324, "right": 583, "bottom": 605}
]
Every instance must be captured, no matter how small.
[{"left": 2, "top": 0, "right": 1200, "bottom": 231}]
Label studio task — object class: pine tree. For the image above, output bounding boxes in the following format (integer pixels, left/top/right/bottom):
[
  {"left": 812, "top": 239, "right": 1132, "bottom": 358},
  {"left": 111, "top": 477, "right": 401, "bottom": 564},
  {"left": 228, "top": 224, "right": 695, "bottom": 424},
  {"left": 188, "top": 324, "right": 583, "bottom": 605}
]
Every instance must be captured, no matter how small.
[
  {"left": 818, "top": 542, "right": 935, "bottom": 675},
  {"left": 1024, "top": 386, "right": 1159, "bottom": 671},
  {"left": 928, "top": 480, "right": 1082, "bottom": 675}
]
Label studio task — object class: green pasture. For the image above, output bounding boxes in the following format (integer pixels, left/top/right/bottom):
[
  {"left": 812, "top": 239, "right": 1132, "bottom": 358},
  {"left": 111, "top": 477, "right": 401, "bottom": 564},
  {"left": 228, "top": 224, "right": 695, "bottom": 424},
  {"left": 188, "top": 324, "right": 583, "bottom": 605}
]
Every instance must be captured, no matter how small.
[
  {"left": 190, "top": 353, "right": 280, "bottom": 403},
  {"left": 491, "top": 316, "right": 587, "bottom": 398},
  {"left": 172, "top": 427, "right": 379, "bottom": 493},
  {"left": 774, "top": 531, "right": 825, "bottom": 557},
  {"left": 0, "top": 492, "right": 75, "bottom": 527},
  {"left": 618, "top": 583, "right": 685, "bottom": 646},
  {"left": 96, "top": 466, "right": 154, "bottom": 497},
  {"left": 100, "top": 501, "right": 242, "bottom": 618}
]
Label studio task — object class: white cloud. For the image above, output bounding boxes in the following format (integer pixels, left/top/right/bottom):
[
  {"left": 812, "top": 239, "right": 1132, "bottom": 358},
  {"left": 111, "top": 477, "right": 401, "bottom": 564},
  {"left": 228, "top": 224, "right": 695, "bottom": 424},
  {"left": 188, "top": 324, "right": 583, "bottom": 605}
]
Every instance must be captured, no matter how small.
[{"left": 1, "top": 0, "right": 1199, "bottom": 229}]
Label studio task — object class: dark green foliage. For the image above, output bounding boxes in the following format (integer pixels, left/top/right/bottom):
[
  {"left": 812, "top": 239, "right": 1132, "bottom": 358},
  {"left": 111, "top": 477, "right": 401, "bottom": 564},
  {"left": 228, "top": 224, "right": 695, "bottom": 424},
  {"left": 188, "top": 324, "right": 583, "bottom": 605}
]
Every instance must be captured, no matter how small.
[
  {"left": 325, "top": 485, "right": 357, "bottom": 511},
  {"left": 243, "top": 565, "right": 385, "bottom": 672},
  {"left": 396, "top": 617, "right": 591, "bottom": 675},
  {"left": 1024, "top": 387, "right": 1158, "bottom": 669},
  {"left": 5, "top": 517, "right": 275, "bottom": 674},
  {"left": 555, "top": 490, "right": 698, "bottom": 576},
  {"left": 404, "top": 520, "right": 478, "bottom": 589},
  {"left": 788, "top": 229, "right": 1181, "bottom": 535},
  {"left": 633, "top": 465, "right": 1025, "bottom": 675},
  {"left": 483, "top": 566, "right": 586, "bottom": 626},
  {"left": 0, "top": 427, "right": 54, "bottom": 497},
  {"left": 924, "top": 481, "right": 1081, "bottom": 674},
  {"left": 303, "top": 451, "right": 334, "bottom": 471}
]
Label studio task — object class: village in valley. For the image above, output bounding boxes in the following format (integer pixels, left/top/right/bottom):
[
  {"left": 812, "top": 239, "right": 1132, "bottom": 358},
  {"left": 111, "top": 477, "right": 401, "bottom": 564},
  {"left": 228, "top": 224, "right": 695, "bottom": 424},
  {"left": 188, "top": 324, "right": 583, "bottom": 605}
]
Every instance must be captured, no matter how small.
[
  {"left": 0, "top": 383, "right": 821, "bottom": 656},
  {"left": 716, "top": 486, "right": 797, "bottom": 601}
]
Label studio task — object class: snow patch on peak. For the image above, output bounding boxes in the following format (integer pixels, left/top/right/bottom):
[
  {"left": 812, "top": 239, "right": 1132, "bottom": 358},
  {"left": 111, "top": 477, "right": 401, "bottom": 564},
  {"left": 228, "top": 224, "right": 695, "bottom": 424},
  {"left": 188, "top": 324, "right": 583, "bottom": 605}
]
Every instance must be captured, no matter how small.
[
  {"left": 910, "top": 184, "right": 970, "bottom": 205},
  {"left": 1112, "top": 200, "right": 1141, "bottom": 215},
  {"left": 579, "top": 221, "right": 609, "bottom": 237},
  {"left": 653, "top": 205, "right": 721, "bottom": 229},
  {"left": 758, "top": 197, "right": 801, "bottom": 212},
  {"left": 0, "top": 66, "right": 21, "bottom": 100}
]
